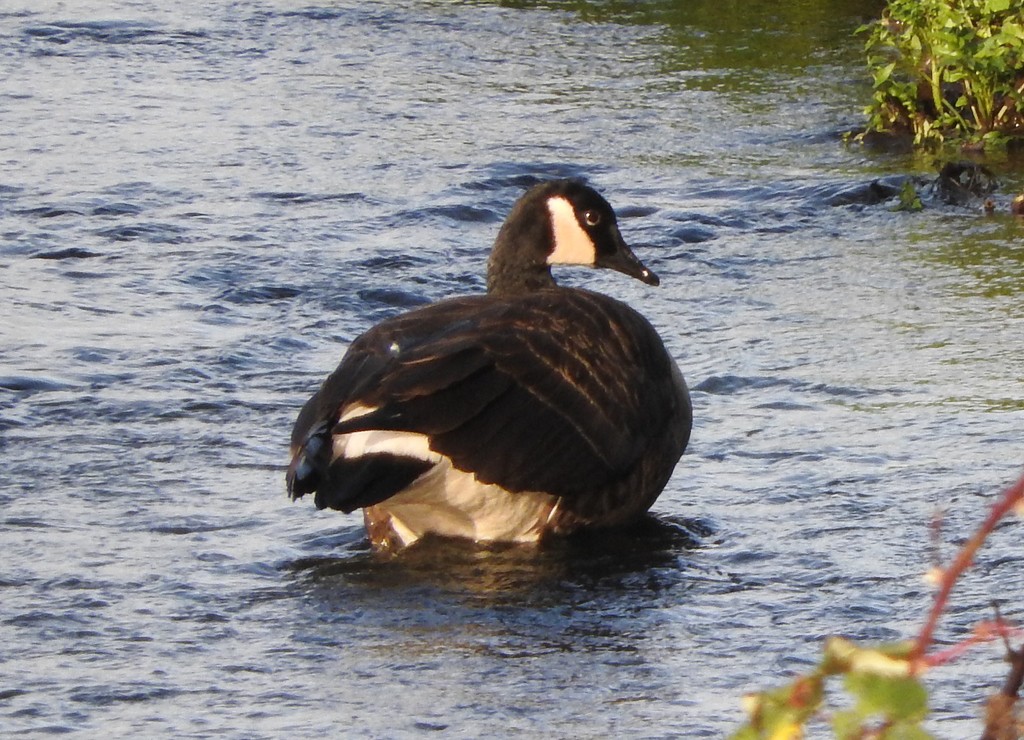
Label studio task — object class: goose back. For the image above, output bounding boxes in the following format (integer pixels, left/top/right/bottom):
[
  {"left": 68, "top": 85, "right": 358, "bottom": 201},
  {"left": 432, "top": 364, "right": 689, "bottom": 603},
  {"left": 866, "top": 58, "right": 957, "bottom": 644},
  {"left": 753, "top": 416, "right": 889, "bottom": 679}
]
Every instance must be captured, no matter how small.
[{"left": 289, "top": 287, "right": 690, "bottom": 529}]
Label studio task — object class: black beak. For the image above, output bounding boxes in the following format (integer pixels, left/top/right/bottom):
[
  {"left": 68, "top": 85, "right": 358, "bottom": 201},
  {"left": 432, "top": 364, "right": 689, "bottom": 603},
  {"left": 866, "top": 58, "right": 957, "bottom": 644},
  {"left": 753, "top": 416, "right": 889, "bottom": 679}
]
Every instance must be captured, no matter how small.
[{"left": 595, "top": 228, "right": 660, "bottom": 287}]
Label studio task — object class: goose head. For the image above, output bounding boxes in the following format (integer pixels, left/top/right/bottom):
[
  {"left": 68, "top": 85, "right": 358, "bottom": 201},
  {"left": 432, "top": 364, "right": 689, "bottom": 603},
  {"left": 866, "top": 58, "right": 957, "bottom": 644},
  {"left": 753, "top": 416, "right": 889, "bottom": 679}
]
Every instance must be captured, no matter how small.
[{"left": 486, "top": 179, "right": 658, "bottom": 296}]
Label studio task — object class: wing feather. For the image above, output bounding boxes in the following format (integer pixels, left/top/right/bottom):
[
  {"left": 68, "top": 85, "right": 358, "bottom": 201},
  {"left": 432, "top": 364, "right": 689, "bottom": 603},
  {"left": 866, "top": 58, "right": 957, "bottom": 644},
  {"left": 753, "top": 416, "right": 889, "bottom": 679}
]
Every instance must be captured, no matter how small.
[{"left": 289, "top": 289, "right": 680, "bottom": 505}]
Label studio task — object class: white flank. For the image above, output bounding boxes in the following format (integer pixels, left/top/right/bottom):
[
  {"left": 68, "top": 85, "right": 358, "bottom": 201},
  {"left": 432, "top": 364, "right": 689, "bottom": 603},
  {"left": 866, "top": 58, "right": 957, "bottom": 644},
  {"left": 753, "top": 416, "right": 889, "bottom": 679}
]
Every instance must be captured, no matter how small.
[
  {"left": 546, "top": 196, "right": 596, "bottom": 266},
  {"left": 335, "top": 404, "right": 442, "bottom": 461},
  {"left": 334, "top": 429, "right": 441, "bottom": 463},
  {"left": 367, "top": 458, "right": 558, "bottom": 548},
  {"left": 332, "top": 408, "right": 559, "bottom": 548},
  {"left": 338, "top": 403, "right": 377, "bottom": 422}
]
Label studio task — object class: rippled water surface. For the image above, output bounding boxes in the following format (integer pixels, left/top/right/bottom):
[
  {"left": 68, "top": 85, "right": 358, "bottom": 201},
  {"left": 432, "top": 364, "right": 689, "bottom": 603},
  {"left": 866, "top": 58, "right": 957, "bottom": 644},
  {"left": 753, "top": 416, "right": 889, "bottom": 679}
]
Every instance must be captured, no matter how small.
[{"left": 4, "top": 0, "right": 1024, "bottom": 736}]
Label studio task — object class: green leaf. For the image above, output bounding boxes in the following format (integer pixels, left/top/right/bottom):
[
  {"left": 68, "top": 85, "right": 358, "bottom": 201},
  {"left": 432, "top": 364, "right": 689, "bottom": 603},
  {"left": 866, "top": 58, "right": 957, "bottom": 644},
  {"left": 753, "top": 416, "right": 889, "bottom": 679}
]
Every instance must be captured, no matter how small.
[
  {"left": 1001, "top": 21, "right": 1024, "bottom": 42},
  {"left": 831, "top": 709, "right": 864, "bottom": 739},
  {"left": 986, "top": 0, "right": 1011, "bottom": 12},
  {"left": 893, "top": 180, "right": 924, "bottom": 212},
  {"left": 844, "top": 672, "right": 929, "bottom": 722},
  {"left": 729, "top": 727, "right": 757, "bottom": 740},
  {"left": 884, "top": 722, "right": 935, "bottom": 740},
  {"left": 873, "top": 61, "right": 897, "bottom": 86}
]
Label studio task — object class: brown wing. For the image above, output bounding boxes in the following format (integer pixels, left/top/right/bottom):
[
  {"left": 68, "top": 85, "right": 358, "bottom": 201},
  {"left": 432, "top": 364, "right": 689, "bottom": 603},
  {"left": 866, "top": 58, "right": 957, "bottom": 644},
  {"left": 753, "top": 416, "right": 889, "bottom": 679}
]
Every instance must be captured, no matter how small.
[{"left": 288, "top": 289, "right": 686, "bottom": 509}]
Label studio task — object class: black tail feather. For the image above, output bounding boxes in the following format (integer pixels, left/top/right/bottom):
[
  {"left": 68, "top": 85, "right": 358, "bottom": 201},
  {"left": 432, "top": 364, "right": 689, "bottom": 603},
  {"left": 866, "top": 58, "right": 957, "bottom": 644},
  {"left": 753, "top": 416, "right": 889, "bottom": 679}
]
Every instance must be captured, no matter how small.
[
  {"left": 287, "top": 423, "right": 330, "bottom": 501},
  {"left": 313, "top": 454, "right": 433, "bottom": 513}
]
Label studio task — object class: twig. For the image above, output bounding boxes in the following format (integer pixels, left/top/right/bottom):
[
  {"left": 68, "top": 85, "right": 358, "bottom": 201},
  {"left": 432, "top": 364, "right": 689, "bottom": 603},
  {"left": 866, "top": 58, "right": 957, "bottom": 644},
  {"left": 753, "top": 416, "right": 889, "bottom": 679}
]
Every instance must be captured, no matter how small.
[
  {"left": 994, "top": 78, "right": 1024, "bottom": 129},
  {"left": 911, "top": 471, "right": 1024, "bottom": 669},
  {"left": 979, "top": 644, "right": 1024, "bottom": 740},
  {"left": 924, "top": 621, "right": 1024, "bottom": 669},
  {"left": 1000, "top": 646, "right": 1024, "bottom": 700}
]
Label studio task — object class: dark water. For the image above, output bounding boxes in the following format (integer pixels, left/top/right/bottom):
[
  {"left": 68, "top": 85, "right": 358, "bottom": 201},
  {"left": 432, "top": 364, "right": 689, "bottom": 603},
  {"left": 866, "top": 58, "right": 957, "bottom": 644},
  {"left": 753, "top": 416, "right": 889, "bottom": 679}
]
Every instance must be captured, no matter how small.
[{"left": 3, "top": 0, "right": 1024, "bottom": 736}]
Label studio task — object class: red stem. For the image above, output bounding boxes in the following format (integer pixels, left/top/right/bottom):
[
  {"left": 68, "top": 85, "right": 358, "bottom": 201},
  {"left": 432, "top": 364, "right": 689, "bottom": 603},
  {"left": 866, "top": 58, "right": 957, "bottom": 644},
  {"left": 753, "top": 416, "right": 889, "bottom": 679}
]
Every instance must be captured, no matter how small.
[{"left": 912, "top": 470, "right": 1024, "bottom": 669}]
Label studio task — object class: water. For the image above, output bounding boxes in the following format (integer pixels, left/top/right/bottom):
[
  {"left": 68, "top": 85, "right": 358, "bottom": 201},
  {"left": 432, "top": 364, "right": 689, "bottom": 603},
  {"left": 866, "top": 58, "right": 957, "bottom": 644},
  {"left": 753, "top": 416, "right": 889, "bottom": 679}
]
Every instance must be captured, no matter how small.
[{"left": 3, "top": 0, "right": 1024, "bottom": 736}]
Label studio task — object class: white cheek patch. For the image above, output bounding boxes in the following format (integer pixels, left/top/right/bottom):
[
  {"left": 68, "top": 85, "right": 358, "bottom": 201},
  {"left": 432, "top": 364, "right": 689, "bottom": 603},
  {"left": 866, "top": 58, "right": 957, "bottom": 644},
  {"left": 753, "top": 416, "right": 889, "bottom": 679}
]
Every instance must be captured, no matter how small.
[{"left": 546, "top": 196, "right": 597, "bottom": 266}]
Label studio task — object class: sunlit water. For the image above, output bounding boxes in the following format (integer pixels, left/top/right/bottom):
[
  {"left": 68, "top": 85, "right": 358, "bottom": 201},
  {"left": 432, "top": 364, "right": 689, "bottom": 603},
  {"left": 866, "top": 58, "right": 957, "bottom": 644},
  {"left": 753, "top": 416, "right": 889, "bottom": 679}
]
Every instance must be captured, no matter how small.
[{"left": 3, "top": 1, "right": 1024, "bottom": 736}]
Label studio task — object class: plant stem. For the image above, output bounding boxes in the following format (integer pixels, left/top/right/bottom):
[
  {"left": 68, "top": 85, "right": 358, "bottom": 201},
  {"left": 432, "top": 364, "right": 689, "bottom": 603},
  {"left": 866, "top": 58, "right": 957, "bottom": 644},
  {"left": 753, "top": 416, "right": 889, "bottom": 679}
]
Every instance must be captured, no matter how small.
[
  {"left": 979, "top": 644, "right": 1024, "bottom": 740},
  {"left": 994, "top": 78, "right": 1024, "bottom": 130},
  {"left": 911, "top": 470, "right": 1024, "bottom": 669}
]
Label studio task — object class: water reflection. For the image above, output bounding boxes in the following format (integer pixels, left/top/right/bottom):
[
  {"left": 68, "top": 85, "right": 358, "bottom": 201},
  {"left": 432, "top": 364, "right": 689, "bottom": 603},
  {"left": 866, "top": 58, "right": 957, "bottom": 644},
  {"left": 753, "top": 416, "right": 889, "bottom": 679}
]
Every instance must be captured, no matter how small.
[
  {"left": 283, "top": 512, "right": 718, "bottom": 719},
  {"left": 924, "top": 221, "right": 1024, "bottom": 304},
  {"left": 493, "top": 0, "right": 885, "bottom": 70},
  {"left": 289, "top": 514, "right": 714, "bottom": 608}
]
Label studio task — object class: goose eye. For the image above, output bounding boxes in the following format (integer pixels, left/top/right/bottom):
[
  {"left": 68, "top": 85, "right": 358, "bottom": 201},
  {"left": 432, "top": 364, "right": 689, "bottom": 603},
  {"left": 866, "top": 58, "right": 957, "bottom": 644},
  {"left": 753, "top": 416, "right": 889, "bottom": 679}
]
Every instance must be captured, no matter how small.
[{"left": 582, "top": 210, "right": 601, "bottom": 227}]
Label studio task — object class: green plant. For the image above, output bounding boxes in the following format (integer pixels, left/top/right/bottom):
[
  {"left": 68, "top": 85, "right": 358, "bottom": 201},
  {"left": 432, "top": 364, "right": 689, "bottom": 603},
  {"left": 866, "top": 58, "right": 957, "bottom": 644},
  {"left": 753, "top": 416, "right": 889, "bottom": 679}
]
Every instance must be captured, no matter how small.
[
  {"left": 892, "top": 179, "right": 924, "bottom": 211},
  {"left": 859, "top": 0, "right": 1024, "bottom": 149},
  {"left": 732, "top": 471, "right": 1024, "bottom": 739}
]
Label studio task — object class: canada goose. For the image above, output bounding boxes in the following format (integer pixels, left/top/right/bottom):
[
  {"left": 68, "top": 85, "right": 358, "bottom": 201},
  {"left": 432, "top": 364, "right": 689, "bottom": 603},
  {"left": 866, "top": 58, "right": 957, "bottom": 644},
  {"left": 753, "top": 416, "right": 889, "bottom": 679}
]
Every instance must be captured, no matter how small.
[{"left": 287, "top": 179, "right": 691, "bottom": 551}]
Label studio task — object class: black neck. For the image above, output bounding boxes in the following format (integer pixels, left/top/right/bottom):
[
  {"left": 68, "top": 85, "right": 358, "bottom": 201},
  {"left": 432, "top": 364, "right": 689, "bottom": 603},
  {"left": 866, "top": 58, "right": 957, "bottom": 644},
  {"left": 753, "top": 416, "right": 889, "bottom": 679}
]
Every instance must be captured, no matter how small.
[
  {"left": 486, "top": 258, "right": 557, "bottom": 296},
  {"left": 485, "top": 188, "right": 560, "bottom": 296}
]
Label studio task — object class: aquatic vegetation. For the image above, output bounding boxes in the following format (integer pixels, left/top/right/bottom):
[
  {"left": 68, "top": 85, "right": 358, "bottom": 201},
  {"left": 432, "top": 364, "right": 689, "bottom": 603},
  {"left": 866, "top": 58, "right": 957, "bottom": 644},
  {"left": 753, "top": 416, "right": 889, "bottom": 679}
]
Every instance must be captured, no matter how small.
[
  {"left": 859, "top": 0, "right": 1024, "bottom": 149},
  {"left": 892, "top": 179, "right": 924, "bottom": 211},
  {"left": 732, "top": 471, "right": 1024, "bottom": 739}
]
